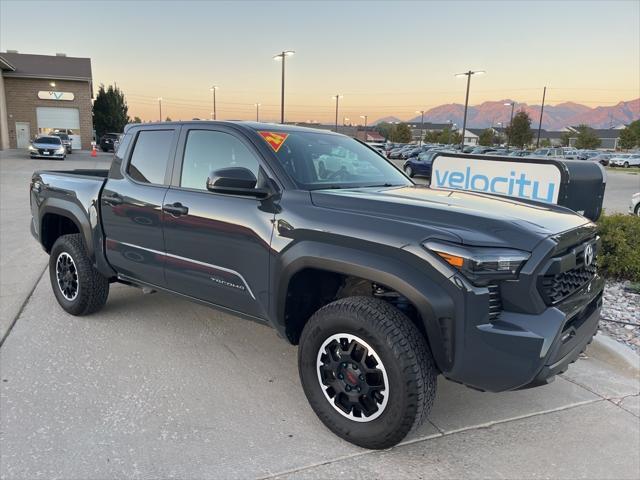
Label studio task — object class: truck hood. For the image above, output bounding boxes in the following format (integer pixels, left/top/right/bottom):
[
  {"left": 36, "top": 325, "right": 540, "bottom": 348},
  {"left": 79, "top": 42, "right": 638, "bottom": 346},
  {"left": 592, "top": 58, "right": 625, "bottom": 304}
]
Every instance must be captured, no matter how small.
[{"left": 310, "top": 185, "right": 592, "bottom": 251}]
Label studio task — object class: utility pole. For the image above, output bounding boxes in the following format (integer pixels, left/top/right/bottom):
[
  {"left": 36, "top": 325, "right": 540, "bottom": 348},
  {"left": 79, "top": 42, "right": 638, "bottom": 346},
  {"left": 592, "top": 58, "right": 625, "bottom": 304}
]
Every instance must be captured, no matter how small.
[
  {"left": 536, "top": 86, "right": 546, "bottom": 148},
  {"left": 255, "top": 103, "right": 261, "bottom": 122},
  {"left": 273, "top": 50, "right": 295, "bottom": 124},
  {"left": 416, "top": 110, "right": 425, "bottom": 145},
  {"left": 455, "top": 70, "right": 485, "bottom": 150},
  {"left": 333, "top": 94, "right": 343, "bottom": 132},
  {"left": 360, "top": 115, "right": 368, "bottom": 141},
  {"left": 504, "top": 101, "right": 516, "bottom": 151},
  {"left": 210, "top": 86, "right": 219, "bottom": 120},
  {"left": 158, "top": 97, "right": 162, "bottom": 122}
]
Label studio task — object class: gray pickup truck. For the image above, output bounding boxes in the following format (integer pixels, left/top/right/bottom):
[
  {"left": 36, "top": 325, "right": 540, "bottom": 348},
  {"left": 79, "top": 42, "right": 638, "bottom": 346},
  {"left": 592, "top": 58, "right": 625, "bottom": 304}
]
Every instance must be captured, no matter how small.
[{"left": 30, "top": 121, "right": 604, "bottom": 449}]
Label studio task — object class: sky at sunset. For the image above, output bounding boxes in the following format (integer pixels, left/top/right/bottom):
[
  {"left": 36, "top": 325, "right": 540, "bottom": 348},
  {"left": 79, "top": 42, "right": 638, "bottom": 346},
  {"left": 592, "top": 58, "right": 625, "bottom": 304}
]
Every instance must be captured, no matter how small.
[{"left": 1, "top": 0, "right": 639, "bottom": 123}]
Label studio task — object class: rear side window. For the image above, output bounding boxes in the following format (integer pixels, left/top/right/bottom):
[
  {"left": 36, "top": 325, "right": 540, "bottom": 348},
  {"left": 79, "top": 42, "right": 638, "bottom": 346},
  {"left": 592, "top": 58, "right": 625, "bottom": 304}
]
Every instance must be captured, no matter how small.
[{"left": 127, "top": 130, "right": 174, "bottom": 185}]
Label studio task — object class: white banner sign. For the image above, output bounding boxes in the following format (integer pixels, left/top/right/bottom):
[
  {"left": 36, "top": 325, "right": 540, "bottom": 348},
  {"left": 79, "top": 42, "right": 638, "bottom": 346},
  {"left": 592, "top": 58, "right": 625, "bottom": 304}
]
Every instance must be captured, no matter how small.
[
  {"left": 37, "top": 91, "right": 75, "bottom": 101},
  {"left": 431, "top": 155, "right": 562, "bottom": 204}
]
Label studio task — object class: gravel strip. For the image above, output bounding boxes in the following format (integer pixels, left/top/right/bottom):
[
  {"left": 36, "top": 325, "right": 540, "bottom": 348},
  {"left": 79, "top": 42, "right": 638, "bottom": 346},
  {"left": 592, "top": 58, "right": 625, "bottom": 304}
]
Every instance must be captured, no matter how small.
[{"left": 600, "top": 281, "right": 640, "bottom": 353}]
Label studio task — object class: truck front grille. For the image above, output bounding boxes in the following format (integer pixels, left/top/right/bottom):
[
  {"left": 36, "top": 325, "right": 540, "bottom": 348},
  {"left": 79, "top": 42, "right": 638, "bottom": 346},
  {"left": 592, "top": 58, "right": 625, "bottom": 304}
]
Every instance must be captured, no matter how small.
[
  {"left": 539, "top": 263, "right": 597, "bottom": 305},
  {"left": 488, "top": 284, "right": 502, "bottom": 321}
]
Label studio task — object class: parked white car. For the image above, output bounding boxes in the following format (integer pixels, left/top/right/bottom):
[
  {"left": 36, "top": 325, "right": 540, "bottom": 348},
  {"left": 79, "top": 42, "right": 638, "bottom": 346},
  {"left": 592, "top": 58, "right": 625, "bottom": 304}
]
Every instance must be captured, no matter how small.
[
  {"left": 609, "top": 154, "right": 640, "bottom": 168},
  {"left": 630, "top": 192, "right": 640, "bottom": 216}
]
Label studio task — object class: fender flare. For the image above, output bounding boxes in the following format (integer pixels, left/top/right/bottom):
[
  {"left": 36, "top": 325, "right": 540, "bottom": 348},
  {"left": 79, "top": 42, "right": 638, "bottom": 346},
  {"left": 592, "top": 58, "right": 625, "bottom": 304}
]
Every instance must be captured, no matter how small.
[
  {"left": 270, "top": 240, "right": 457, "bottom": 371},
  {"left": 39, "top": 198, "right": 94, "bottom": 257}
]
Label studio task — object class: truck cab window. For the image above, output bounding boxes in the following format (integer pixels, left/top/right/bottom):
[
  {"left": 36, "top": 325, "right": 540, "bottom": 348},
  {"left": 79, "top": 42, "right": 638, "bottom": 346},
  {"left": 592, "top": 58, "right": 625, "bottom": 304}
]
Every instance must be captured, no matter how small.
[
  {"left": 127, "top": 130, "right": 174, "bottom": 185},
  {"left": 180, "top": 130, "right": 259, "bottom": 191}
]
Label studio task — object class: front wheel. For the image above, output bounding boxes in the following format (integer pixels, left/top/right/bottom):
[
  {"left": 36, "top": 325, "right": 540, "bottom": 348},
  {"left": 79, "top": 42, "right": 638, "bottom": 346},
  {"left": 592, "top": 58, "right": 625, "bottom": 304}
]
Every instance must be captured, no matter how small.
[
  {"left": 404, "top": 165, "right": 414, "bottom": 178},
  {"left": 49, "top": 234, "right": 109, "bottom": 315},
  {"left": 298, "top": 296, "right": 437, "bottom": 449},
  {"left": 624, "top": 161, "right": 630, "bottom": 168}
]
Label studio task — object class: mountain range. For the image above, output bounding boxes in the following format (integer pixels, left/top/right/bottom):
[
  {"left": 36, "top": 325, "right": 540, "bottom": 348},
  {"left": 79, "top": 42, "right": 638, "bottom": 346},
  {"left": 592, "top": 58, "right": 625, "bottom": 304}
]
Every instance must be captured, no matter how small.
[{"left": 374, "top": 98, "right": 639, "bottom": 130}]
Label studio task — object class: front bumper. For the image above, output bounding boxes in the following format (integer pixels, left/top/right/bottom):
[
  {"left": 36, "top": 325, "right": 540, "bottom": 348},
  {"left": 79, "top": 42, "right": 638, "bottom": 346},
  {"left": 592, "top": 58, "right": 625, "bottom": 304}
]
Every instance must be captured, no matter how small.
[
  {"left": 30, "top": 153, "right": 65, "bottom": 159},
  {"left": 446, "top": 274, "right": 604, "bottom": 392}
]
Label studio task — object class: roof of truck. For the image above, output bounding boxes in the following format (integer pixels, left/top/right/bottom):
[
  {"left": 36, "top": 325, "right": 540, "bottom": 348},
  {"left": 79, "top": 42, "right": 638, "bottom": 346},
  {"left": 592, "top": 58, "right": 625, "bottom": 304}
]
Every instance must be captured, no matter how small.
[{"left": 124, "top": 120, "right": 342, "bottom": 136}]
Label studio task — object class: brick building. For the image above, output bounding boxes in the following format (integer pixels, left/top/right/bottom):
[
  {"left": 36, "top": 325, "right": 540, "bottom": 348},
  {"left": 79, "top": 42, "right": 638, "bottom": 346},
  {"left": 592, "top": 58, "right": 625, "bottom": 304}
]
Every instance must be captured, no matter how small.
[{"left": 0, "top": 51, "right": 93, "bottom": 150}]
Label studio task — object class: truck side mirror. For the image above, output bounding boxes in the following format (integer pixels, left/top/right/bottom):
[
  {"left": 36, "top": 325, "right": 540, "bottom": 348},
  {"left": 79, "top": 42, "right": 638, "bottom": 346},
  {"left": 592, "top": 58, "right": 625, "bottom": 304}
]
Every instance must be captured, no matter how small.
[{"left": 206, "top": 167, "right": 270, "bottom": 198}]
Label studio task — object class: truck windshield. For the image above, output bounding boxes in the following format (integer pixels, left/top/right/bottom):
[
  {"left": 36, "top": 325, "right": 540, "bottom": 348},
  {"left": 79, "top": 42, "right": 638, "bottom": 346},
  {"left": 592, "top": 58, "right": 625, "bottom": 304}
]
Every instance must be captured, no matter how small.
[{"left": 268, "top": 131, "right": 410, "bottom": 190}]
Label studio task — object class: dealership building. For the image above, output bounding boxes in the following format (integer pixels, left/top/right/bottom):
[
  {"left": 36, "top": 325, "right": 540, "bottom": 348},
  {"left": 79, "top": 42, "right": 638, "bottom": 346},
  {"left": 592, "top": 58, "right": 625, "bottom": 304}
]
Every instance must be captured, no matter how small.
[{"left": 0, "top": 51, "right": 93, "bottom": 150}]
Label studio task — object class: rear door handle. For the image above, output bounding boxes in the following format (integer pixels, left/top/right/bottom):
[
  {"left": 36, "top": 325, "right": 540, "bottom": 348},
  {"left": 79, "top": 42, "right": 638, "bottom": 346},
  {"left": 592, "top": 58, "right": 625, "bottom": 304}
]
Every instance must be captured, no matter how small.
[
  {"left": 162, "top": 202, "right": 189, "bottom": 217},
  {"left": 102, "top": 193, "right": 123, "bottom": 205}
]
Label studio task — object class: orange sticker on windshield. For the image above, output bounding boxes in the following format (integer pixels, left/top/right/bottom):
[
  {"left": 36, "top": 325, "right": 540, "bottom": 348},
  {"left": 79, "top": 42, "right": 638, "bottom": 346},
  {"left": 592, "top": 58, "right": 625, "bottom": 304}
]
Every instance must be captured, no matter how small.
[{"left": 259, "top": 131, "right": 289, "bottom": 152}]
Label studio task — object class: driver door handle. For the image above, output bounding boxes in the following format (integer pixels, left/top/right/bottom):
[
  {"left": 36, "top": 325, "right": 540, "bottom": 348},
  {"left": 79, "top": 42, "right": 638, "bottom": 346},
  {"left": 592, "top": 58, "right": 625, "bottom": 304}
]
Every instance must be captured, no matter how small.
[
  {"left": 162, "top": 202, "right": 189, "bottom": 217},
  {"left": 102, "top": 193, "right": 123, "bottom": 205}
]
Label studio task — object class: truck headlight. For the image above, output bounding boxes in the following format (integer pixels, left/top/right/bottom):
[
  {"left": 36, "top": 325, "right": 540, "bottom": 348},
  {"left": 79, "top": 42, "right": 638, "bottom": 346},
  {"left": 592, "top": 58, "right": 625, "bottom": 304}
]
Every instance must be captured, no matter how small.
[{"left": 424, "top": 241, "right": 530, "bottom": 285}]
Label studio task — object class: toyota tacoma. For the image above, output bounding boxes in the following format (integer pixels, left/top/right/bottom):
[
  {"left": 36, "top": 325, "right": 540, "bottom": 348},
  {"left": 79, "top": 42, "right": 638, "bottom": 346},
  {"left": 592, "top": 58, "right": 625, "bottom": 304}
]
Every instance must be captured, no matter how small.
[{"left": 30, "top": 121, "right": 604, "bottom": 449}]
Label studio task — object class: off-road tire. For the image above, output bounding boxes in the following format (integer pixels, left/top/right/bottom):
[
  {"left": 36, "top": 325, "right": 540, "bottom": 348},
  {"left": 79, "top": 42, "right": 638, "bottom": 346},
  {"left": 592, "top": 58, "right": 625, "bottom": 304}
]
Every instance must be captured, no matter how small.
[
  {"left": 298, "top": 296, "right": 437, "bottom": 449},
  {"left": 49, "top": 234, "right": 109, "bottom": 315}
]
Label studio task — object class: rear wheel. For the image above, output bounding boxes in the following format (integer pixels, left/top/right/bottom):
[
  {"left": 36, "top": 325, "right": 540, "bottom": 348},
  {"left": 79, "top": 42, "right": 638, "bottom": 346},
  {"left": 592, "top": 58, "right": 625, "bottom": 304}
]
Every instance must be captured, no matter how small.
[
  {"left": 635, "top": 203, "right": 640, "bottom": 216},
  {"left": 624, "top": 161, "right": 630, "bottom": 168},
  {"left": 49, "top": 234, "right": 109, "bottom": 315},
  {"left": 298, "top": 296, "right": 437, "bottom": 449}
]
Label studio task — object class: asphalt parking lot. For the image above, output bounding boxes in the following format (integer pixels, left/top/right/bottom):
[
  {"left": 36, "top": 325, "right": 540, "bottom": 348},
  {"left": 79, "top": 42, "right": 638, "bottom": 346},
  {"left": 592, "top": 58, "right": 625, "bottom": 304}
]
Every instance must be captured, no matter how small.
[{"left": 1, "top": 149, "right": 639, "bottom": 479}]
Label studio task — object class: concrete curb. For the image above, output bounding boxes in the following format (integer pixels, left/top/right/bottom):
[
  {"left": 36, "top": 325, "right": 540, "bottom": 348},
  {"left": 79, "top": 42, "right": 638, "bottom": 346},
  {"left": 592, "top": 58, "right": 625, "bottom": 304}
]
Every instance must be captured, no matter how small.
[{"left": 593, "top": 332, "right": 640, "bottom": 371}]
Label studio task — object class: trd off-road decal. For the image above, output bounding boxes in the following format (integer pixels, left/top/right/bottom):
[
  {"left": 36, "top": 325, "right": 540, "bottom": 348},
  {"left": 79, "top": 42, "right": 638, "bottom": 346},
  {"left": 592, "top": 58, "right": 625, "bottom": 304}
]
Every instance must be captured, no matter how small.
[{"left": 258, "top": 131, "right": 289, "bottom": 152}]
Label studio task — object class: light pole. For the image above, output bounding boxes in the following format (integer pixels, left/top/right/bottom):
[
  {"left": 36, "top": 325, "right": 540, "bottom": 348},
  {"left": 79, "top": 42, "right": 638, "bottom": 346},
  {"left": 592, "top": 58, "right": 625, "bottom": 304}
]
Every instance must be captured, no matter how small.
[
  {"left": 455, "top": 70, "right": 485, "bottom": 150},
  {"left": 273, "top": 50, "right": 295, "bottom": 124},
  {"left": 210, "top": 86, "right": 219, "bottom": 120},
  {"left": 360, "top": 115, "right": 368, "bottom": 141},
  {"left": 332, "top": 94, "right": 343, "bottom": 132},
  {"left": 255, "top": 103, "right": 261, "bottom": 122},
  {"left": 504, "top": 101, "right": 516, "bottom": 151},
  {"left": 158, "top": 97, "right": 162, "bottom": 122},
  {"left": 416, "top": 110, "right": 425, "bottom": 145},
  {"left": 536, "top": 86, "right": 547, "bottom": 148}
]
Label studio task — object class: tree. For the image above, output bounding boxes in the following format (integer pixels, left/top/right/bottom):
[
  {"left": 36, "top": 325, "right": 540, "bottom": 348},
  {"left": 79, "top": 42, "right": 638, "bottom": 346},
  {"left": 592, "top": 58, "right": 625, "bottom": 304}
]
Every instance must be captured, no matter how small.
[
  {"left": 132, "top": 116, "right": 142, "bottom": 124},
  {"left": 540, "top": 138, "right": 552, "bottom": 147},
  {"left": 375, "top": 122, "right": 395, "bottom": 141},
  {"left": 436, "top": 126, "right": 461, "bottom": 145},
  {"left": 505, "top": 111, "right": 533, "bottom": 148},
  {"left": 165, "top": 116, "right": 172, "bottom": 122},
  {"left": 479, "top": 129, "right": 495, "bottom": 146},
  {"left": 424, "top": 130, "right": 440, "bottom": 143},
  {"left": 392, "top": 123, "right": 412, "bottom": 143},
  {"left": 93, "top": 84, "right": 130, "bottom": 139},
  {"left": 559, "top": 131, "right": 572, "bottom": 147},
  {"left": 574, "top": 124, "right": 601, "bottom": 149},
  {"left": 618, "top": 120, "right": 640, "bottom": 150}
]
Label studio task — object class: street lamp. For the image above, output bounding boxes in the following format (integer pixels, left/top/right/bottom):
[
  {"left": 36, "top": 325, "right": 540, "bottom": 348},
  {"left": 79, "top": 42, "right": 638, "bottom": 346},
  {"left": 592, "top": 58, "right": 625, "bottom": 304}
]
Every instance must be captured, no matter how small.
[
  {"left": 210, "top": 86, "right": 219, "bottom": 120},
  {"left": 254, "top": 103, "right": 261, "bottom": 122},
  {"left": 158, "top": 97, "right": 162, "bottom": 122},
  {"left": 455, "top": 70, "right": 485, "bottom": 149},
  {"left": 332, "top": 94, "right": 343, "bottom": 132},
  {"left": 504, "top": 101, "right": 516, "bottom": 150},
  {"left": 416, "top": 110, "right": 425, "bottom": 145},
  {"left": 273, "top": 50, "right": 295, "bottom": 124},
  {"left": 360, "top": 115, "right": 368, "bottom": 141}
]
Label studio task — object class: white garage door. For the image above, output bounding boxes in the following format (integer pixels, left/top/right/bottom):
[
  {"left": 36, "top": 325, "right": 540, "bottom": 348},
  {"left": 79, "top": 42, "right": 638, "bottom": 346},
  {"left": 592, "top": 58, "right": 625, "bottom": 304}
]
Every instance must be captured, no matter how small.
[{"left": 36, "top": 107, "right": 82, "bottom": 149}]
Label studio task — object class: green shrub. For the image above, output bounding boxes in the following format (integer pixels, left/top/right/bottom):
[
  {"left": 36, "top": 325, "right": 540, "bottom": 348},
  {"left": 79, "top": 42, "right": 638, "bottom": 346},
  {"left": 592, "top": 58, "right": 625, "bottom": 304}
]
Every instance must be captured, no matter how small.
[{"left": 596, "top": 214, "right": 640, "bottom": 281}]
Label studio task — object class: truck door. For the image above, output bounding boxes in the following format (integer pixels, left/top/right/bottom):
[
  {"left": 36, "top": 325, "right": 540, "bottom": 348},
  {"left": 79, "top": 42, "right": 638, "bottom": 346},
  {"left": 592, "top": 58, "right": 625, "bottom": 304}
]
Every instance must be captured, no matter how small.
[
  {"left": 101, "top": 127, "right": 178, "bottom": 286},
  {"left": 162, "top": 126, "right": 275, "bottom": 319}
]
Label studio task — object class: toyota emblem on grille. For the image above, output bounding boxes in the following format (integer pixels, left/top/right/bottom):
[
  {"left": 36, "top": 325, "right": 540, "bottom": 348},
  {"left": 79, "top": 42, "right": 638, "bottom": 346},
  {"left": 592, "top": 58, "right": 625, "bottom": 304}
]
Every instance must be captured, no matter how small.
[{"left": 584, "top": 244, "right": 594, "bottom": 267}]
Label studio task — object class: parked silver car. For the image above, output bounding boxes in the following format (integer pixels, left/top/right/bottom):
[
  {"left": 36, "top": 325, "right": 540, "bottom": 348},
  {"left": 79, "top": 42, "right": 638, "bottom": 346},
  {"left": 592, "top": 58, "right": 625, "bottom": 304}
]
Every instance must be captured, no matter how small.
[
  {"left": 28, "top": 135, "right": 66, "bottom": 160},
  {"left": 630, "top": 192, "right": 640, "bottom": 216}
]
